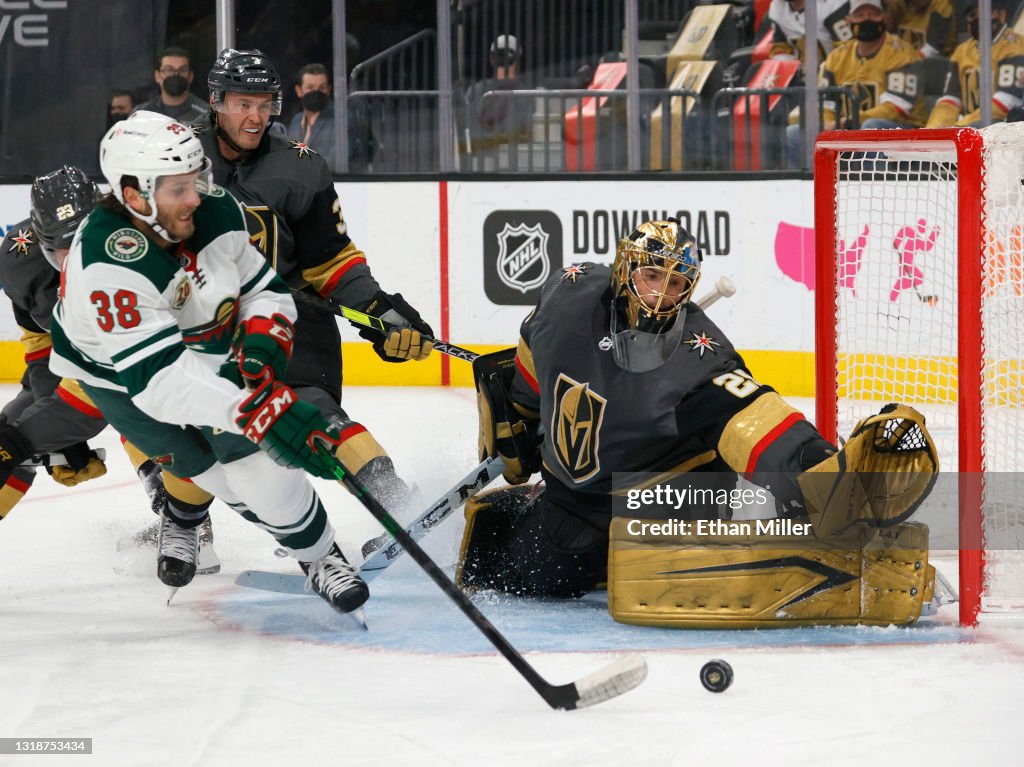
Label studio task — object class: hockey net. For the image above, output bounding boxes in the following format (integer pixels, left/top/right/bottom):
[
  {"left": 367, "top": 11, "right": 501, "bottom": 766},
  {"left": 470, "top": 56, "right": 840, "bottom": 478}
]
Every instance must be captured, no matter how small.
[{"left": 814, "top": 126, "right": 1024, "bottom": 626}]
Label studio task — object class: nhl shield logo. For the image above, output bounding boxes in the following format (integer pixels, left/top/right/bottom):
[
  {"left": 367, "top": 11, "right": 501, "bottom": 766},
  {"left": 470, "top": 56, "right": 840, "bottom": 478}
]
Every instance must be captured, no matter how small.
[
  {"left": 552, "top": 373, "right": 607, "bottom": 483},
  {"left": 496, "top": 222, "right": 550, "bottom": 294},
  {"left": 483, "top": 211, "right": 563, "bottom": 305}
]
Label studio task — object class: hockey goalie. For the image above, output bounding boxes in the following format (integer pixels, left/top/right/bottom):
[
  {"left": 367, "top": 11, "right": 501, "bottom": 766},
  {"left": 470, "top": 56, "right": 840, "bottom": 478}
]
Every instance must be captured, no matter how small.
[{"left": 459, "top": 218, "right": 942, "bottom": 628}]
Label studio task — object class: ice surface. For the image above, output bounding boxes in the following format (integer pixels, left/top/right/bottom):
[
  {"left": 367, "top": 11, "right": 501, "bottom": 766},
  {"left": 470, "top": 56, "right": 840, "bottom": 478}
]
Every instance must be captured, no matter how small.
[{"left": 1, "top": 385, "right": 1021, "bottom": 766}]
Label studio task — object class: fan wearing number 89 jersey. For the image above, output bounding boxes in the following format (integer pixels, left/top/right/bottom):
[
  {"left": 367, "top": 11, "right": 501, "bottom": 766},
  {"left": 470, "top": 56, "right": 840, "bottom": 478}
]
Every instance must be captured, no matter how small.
[{"left": 925, "top": 3, "right": 1024, "bottom": 128}]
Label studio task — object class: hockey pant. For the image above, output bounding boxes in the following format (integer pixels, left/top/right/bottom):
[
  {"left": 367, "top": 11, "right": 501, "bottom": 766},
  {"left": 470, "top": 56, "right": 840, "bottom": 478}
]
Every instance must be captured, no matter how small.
[
  {"left": 457, "top": 485, "right": 609, "bottom": 598},
  {"left": 81, "top": 383, "right": 335, "bottom": 562}
]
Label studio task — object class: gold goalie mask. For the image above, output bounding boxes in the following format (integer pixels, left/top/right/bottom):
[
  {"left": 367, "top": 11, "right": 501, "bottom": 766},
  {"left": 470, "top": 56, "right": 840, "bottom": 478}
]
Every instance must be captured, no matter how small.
[{"left": 610, "top": 219, "right": 702, "bottom": 373}]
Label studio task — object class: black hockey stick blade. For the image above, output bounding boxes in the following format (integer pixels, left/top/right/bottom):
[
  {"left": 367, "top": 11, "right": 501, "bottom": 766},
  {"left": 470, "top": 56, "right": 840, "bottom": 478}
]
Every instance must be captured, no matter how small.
[{"left": 317, "top": 446, "right": 648, "bottom": 710}]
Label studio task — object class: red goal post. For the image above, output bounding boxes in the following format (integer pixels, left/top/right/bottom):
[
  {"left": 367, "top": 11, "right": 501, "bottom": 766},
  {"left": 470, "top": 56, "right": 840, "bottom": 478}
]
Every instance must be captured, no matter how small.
[{"left": 813, "top": 127, "right": 1024, "bottom": 626}]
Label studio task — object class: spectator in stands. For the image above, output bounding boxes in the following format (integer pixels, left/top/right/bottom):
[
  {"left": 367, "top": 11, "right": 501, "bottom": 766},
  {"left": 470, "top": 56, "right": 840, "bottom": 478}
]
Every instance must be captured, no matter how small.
[
  {"left": 135, "top": 46, "right": 208, "bottom": 123},
  {"left": 107, "top": 88, "right": 136, "bottom": 128},
  {"left": 463, "top": 34, "right": 533, "bottom": 150},
  {"left": 926, "top": 0, "right": 1024, "bottom": 127},
  {"left": 886, "top": 0, "right": 957, "bottom": 58},
  {"left": 785, "top": 0, "right": 924, "bottom": 166},
  {"left": 287, "top": 63, "right": 340, "bottom": 170},
  {"left": 768, "top": 0, "right": 852, "bottom": 61}
]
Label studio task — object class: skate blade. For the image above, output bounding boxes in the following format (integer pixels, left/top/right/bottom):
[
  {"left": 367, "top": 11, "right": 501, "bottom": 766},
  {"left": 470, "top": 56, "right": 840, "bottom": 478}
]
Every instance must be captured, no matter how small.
[
  {"left": 345, "top": 607, "right": 368, "bottom": 631},
  {"left": 196, "top": 543, "right": 221, "bottom": 575}
]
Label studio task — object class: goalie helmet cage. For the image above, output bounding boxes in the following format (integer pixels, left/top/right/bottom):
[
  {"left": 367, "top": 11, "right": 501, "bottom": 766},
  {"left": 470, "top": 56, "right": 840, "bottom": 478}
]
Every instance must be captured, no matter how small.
[{"left": 813, "top": 126, "right": 1024, "bottom": 627}]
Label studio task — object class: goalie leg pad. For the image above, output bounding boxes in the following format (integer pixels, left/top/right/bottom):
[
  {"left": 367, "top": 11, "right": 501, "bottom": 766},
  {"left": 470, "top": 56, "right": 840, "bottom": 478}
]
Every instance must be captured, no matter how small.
[
  {"left": 797, "top": 404, "right": 939, "bottom": 539},
  {"left": 607, "top": 517, "right": 933, "bottom": 628},
  {"left": 457, "top": 486, "right": 607, "bottom": 598}
]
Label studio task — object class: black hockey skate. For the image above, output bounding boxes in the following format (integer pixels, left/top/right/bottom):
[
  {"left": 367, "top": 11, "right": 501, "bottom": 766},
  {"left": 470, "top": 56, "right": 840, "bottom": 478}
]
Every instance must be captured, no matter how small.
[
  {"left": 301, "top": 544, "right": 370, "bottom": 615},
  {"left": 157, "top": 512, "right": 199, "bottom": 588}
]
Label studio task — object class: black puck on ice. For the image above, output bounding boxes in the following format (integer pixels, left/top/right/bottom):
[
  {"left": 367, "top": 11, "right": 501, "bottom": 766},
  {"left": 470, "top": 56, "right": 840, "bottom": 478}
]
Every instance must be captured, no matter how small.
[{"left": 700, "top": 659, "right": 733, "bottom": 693}]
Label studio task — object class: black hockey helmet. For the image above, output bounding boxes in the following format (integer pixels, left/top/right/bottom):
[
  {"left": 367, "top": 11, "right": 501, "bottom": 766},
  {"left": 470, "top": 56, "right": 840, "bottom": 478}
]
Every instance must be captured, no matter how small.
[
  {"left": 29, "top": 165, "right": 100, "bottom": 252},
  {"left": 208, "top": 48, "right": 282, "bottom": 115}
]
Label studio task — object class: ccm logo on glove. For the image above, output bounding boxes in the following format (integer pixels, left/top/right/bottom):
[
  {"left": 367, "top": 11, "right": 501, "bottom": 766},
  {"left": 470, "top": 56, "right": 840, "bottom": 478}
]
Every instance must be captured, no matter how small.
[{"left": 243, "top": 386, "right": 296, "bottom": 441}]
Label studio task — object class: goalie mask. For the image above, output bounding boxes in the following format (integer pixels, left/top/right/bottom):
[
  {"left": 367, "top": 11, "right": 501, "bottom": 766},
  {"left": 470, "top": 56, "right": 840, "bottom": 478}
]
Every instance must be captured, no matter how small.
[
  {"left": 99, "top": 111, "right": 213, "bottom": 243},
  {"left": 609, "top": 219, "right": 702, "bottom": 372},
  {"left": 29, "top": 165, "right": 100, "bottom": 269}
]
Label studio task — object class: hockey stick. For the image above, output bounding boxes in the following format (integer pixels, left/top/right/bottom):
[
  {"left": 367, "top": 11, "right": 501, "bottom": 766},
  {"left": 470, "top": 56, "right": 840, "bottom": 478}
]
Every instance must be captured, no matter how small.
[
  {"left": 19, "top": 448, "right": 107, "bottom": 469},
  {"left": 318, "top": 445, "right": 647, "bottom": 710},
  {"left": 359, "top": 455, "right": 506, "bottom": 577},
  {"left": 295, "top": 277, "right": 736, "bottom": 365},
  {"left": 292, "top": 290, "right": 478, "bottom": 362},
  {"left": 696, "top": 276, "right": 736, "bottom": 310}
]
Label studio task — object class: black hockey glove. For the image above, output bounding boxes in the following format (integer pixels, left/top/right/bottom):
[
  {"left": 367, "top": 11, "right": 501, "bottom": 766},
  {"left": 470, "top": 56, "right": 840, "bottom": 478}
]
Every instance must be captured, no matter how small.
[
  {"left": 353, "top": 290, "right": 435, "bottom": 362},
  {"left": 0, "top": 423, "right": 33, "bottom": 469},
  {"left": 45, "top": 442, "right": 107, "bottom": 487}
]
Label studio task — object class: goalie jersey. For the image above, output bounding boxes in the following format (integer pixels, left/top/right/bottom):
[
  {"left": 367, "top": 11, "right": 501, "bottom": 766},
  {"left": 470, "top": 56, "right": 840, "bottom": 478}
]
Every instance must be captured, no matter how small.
[
  {"left": 507, "top": 263, "right": 831, "bottom": 518},
  {"left": 49, "top": 188, "right": 295, "bottom": 435}
]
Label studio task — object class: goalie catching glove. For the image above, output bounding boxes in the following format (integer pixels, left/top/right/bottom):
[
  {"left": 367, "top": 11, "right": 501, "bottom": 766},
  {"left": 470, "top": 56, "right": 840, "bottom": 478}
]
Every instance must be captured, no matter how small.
[
  {"left": 797, "top": 404, "right": 939, "bottom": 540},
  {"left": 474, "top": 348, "right": 541, "bottom": 484},
  {"left": 236, "top": 377, "right": 340, "bottom": 479},
  {"left": 231, "top": 312, "right": 295, "bottom": 384},
  {"left": 352, "top": 290, "right": 434, "bottom": 362}
]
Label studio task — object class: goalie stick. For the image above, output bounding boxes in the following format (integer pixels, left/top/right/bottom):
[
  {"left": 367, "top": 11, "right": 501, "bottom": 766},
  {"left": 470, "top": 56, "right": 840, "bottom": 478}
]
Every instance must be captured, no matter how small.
[
  {"left": 293, "top": 276, "right": 735, "bottom": 364},
  {"left": 359, "top": 455, "right": 506, "bottom": 578},
  {"left": 316, "top": 444, "right": 648, "bottom": 710}
]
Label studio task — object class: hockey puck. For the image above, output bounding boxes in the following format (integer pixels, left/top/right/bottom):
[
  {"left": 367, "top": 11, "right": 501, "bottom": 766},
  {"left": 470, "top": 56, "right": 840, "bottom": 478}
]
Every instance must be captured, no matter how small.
[{"left": 700, "top": 660, "right": 733, "bottom": 693}]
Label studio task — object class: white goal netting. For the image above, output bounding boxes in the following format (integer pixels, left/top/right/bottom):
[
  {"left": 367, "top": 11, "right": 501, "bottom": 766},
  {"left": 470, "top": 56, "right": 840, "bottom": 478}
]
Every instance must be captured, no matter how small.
[{"left": 830, "top": 124, "right": 1024, "bottom": 612}]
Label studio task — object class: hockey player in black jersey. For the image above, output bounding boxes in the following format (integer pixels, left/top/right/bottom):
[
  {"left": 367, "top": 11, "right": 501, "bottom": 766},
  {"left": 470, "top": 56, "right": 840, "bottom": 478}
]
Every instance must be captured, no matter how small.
[
  {"left": 461, "top": 219, "right": 940, "bottom": 627},
  {"left": 189, "top": 48, "right": 432, "bottom": 515},
  {"left": 0, "top": 167, "right": 217, "bottom": 549}
]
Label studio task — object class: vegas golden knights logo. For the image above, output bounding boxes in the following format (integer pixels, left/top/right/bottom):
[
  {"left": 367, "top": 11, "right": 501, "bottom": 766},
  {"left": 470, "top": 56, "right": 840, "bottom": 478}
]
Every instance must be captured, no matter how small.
[
  {"left": 552, "top": 373, "right": 607, "bottom": 483},
  {"left": 243, "top": 206, "right": 280, "bottom": 270}
]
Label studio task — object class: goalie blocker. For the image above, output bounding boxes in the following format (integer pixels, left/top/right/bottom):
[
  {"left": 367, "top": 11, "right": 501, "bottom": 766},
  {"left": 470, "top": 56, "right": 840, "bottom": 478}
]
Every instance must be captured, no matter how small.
[{"left": 460, "top": 403, "right": 941, "bottom": 627}]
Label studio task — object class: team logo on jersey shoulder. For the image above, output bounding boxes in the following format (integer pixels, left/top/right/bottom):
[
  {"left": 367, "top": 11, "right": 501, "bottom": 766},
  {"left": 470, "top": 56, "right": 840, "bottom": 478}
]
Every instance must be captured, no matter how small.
[
  {"left": 172, "top": 277, "right": 192, "bottom": 310},
  {"left": 552, "top": 373, "right": 607, "bottom": 483},
  {"left": 685, "top": 331, "right": 721, "bottom": 358},
  {"left": 203, "top": 184, "right": 225, "bottom": 198},
  {"left": 289, "top": 140, "right": 317, "bottom": 158},
  {"left": 560, "top": 264, "right": 590, "bottom": 283},
  {"left": 105, "top": 229, "right": 149, "bottom": 262},
  {"left": 598, "top": 336, "right": 614, "bottom": 351},
  {"left": 7, "top": 228, "right": 33, "bottom": 255}
]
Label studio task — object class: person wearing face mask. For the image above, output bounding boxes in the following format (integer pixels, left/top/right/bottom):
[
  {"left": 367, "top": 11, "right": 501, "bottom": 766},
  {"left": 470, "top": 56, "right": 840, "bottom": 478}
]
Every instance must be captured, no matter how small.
[
  {"left": 135, "top": 47, "right": 208, "bottom": 124},
  {"left": 785, "top": 0, "right": 924, "bottom": 165},
  {"left": 768, "top": 0, "right": 852, "bottom": 61},
  {"left": 107, "top": 89, "right": 136, "bottom": 128},
  {"left": 885, "top": 0, "right": 956, "bottom": 57},
  {"left": 286, "top": 63, "right": 340, "bottom": 171},
  {"left": 926, "top": 0, "right": 1024, "bottom": 127}
]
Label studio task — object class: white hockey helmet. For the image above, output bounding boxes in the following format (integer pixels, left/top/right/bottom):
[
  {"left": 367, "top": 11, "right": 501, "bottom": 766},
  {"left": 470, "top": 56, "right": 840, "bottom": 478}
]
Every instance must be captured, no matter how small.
[{"left": 99, "top": 110, "right": 212, "bottom": 241}]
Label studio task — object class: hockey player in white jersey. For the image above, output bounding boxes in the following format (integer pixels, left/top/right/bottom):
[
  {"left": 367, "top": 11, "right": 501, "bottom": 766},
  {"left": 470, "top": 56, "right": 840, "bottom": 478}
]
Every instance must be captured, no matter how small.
[{"left": 49, "top": 111, "right": 367, "bottom": 614}]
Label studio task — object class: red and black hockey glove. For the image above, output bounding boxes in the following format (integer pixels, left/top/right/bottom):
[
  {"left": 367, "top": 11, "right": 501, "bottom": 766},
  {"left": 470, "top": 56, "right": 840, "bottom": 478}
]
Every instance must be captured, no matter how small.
[
  {"left": 231, "top": 313, "right": 295, "bottom": 385},
  {"left": 236, "top": 377, "right": 339, "bottom": 479},
  {"left": 352, "top": 291, "right": 434, "bottom": 363}
]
